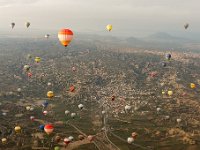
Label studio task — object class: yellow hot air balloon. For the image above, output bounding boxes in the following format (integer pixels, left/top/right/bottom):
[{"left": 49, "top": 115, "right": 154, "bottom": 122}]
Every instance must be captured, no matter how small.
[
  {"left": 106, "top": 24, "right": 112, "bottom": 32},
  {"left": 168, "top": 91, "right": 173, "bottom": 96},
  {"left": 190, "top": 83, "right": 196, "bottom": 89},
  {"left": 162, "top": 91, "right": 165, "bottom": 95},
  {"left": 2, "top": 138, "right": 7, "bottom": 144},
  {"left": 47, "top": 91, "right": 54, "bottom": 98},
  {"left": 35, "top": 57, "right": 41, "bottom": 63},
  {"left": 15, "top": 126, "right": 21, "bottom": 133}
]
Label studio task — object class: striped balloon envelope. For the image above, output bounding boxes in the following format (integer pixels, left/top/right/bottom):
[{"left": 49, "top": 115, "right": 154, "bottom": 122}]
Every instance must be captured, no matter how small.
[{"left": 58, "top": 29, "right": 73, "bottom": 47}]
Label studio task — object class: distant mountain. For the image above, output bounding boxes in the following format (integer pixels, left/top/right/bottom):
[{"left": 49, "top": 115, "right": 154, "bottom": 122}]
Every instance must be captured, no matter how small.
[{"left": 143, "top": 32, "right": 192, "bottom": 43}]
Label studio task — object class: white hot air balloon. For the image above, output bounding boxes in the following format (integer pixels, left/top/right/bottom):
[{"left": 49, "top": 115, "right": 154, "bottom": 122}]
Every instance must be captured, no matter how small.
[
  {"left": 45, "top": 34, "right": 50, "bottom": 39},
  {"left": 125, "top": 105, "right": 132, "bottom": 112},
  {"left": 127, "top": 137, "right": 134, "bottom": 144},
  {"left": 71, "top": 113, "right": 76, "bottom": 118},
  {"left": 78, "top": 104, "right": 84, "bottom": 109},
  {"left": 65, "top": 110, "right": 70, "bottom": 115},
  {"left": 177, "top": 118, "right": 182, "bottom": 123}
]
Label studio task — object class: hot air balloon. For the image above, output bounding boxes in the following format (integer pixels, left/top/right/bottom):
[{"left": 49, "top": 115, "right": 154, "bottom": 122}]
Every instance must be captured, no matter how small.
[
  {"left": 87, "top": 135, "right": 94, "bottom": 142},
  {"left": 125, "top": 105, "right": 131, "bottom": 112},
  {"left": 168, "top": 91, "right": 173, "bottom": 96},
  {"left": 184, "top": 23, "right": 189, "bottom": 29},
  {"left": 68, "top": 136, "right": 74, "bottom": 142},
  {"left": 102, "top": 111, "right": 106, "bottom": 115},
  {"left": 162, "top": 91, "right": 165, "bottom": 95},
  {"left": 25, "top": 22, "right": 30, "bottom": 28},
  {"left": 45, "top": 34, "right": 50, "bottom": 38},
  {"left": 78, "top": 104, "right": 84, "bottom": 109},
  {"left": 156, "top": 107, "right": 161, "bottom": 112},
  {"left": 30, "top": 107, "right": 34, "bottom": 111},
  {"left": 43, "top": 110, "right": 48, "bottom": 115},
  {"left": 2, "top": 138, "right": 7, "bottom": 144},
  {"left": 127, "top": 137, "right": 134, "bottom": 144},
  {"left": 27, "top": 72, "right": 32, "bottom": 78},
  {"left": 190, "top": 83, "right": 196, "bottom": 89},
  {"left": 54, "top": 146, "right": 60, "bottom": 150},
  {"left": 23, "top": 65, "right": 30, "bottom": 72},
  {"left": 11, "top": 22, "right": 15, "bottom": 29},
  {"left": 71, "top": 113, "right": 76, "bottom": 119},
  {"left": 106, "top": 24, "right": 112, "bottom": 31},
  {"left": 39, "top": 125, "right": 45, "bottom": 131},
  {"left": 26, "top": 106, "right": 31, "bottom": 111},
  {"left": 30, "top": 116, "right": 35, "bottom": 121},
  {"left": 69, "top": 85, "right": 75, "bottom": 92},
  {"left": 131, "top": 132, "right": 137, "bottom": 139},
  {"left": 2, "top": 112, "right": 7, "bottom": 116},
  {"left": 15, "top": 126, "right": 21, "bottom": 133},
  {"left": 35, "top": 57, "right": 41, "bottom": 63},
  {"left": 165, "top": 54, "right": 171, "bottom": 61},
  {"left": 58, "top": 29, "right": 73, "bottom": 47},
  {"left": 47, "top": 91, "right": 54, "bottom": 98},
  {"left": 64, "top": 138, "right": 70, "bottom": 146},
  {"left": 17, "top": 88, "right": 22, "bottom": 93},
  {"left": 47, "top": 82, "right": 52, "bottom": 86},
  {"left": 65, "top": 110, "right": 70, "bottom": 115},
  {"left": 42, "top": 101, "right": 49, "bottom": 108},
  {"left": 177, "top": 118, "right": 182, "bottom": 123},
  {"left": 44, "top": 124, "right": 54, "bottom": 135}
]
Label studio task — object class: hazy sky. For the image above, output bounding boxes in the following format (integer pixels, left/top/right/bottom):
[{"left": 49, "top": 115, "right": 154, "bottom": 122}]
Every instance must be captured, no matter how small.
[{"left": 0, "top": 0, "right": 199, "bottom": 37}]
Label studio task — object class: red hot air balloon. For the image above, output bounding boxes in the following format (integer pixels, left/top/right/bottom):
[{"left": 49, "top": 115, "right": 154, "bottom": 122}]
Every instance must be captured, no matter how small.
[
  {"left": 44, "top": 124, "right": 54, "bottom": 135},
  {"left": 69, "top": 85, "right": 75, "bottom": 92},
  {"left": 58, "top": 29, "right": 73, "bottom": 47}
]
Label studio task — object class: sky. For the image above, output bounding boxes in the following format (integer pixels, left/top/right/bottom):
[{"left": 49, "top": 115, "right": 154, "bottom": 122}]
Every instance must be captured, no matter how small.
[{"left": 0, "top": 0, "right": 199, "bottom": 37}]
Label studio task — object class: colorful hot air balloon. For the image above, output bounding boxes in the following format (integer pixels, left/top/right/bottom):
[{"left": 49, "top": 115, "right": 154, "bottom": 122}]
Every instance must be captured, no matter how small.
[
  {"left": 190, "top": 83, "right": 196, "bottom": 89},
  {"left": 47, "top": 91, "right": 54, "bottom": 98},
  {"left": 106, "top": 24, "right": 112, "bottom": 31},
  {"left": 165, "top": 54, "right": 171, "bottom": 61},
  {"left": 58, "top": 29, "right": 73, "bottom": 47},
  {"left": 44, "top": 124, "right": 54, "bottom": 135}
]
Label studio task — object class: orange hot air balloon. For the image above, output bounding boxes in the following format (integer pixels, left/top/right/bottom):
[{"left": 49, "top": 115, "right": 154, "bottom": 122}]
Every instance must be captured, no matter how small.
[
  {"left": 44, "top": 124, "right": 54, "bottom": 135},
  {"left": 69, "top": 85, "right": 75, "bottom": 92},
  {"left": 58, "top": 29, "right": 73, "bottom": 47}
]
